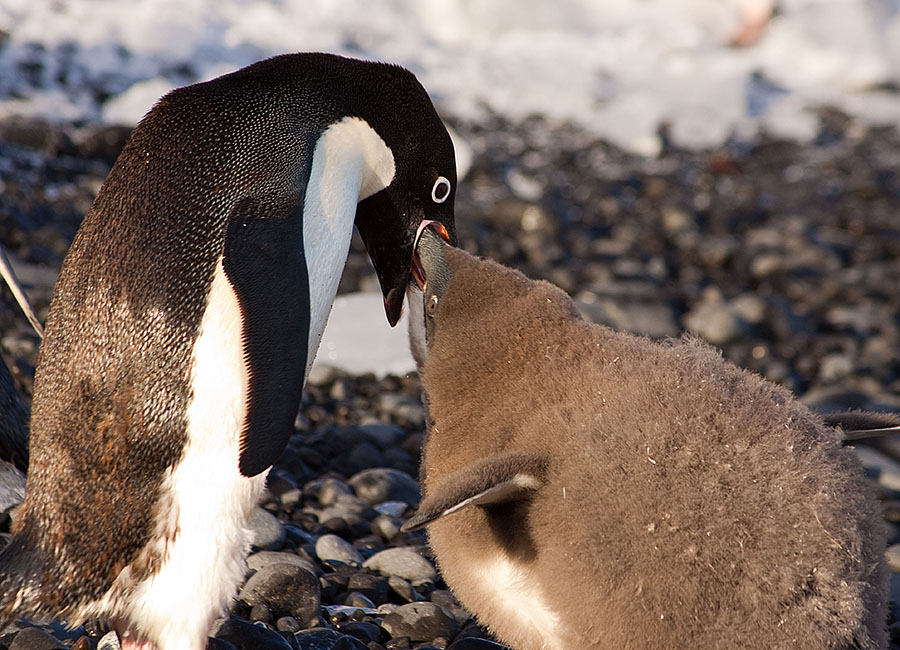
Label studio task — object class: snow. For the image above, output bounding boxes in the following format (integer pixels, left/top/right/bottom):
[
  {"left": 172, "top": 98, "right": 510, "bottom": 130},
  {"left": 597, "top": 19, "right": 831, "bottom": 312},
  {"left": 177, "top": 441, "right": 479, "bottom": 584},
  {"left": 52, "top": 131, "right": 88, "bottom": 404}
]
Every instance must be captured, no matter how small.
[
  {"left": 0, "top": 0, "right": 899, "bottom": 155},
  {"left": 313, "top": 292, "right": 415, "bottom": 378}
]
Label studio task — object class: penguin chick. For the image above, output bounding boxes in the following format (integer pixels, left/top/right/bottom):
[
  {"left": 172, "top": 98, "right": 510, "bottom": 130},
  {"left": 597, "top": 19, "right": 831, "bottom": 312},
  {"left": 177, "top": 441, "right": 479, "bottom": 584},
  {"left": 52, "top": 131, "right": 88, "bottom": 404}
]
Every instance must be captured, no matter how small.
[
  {"left": 403, "top": 229, "right": 887, "bottom": 650},
  {"left": 0, "top": 53, "right": 457, "bottom": 650}
]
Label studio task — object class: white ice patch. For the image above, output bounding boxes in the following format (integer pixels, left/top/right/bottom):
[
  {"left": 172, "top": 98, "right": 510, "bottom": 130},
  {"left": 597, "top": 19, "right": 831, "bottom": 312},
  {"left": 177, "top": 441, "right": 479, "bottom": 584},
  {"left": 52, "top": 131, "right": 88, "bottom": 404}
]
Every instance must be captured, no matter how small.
[{"left": 301, "top": 116, "right": 395, "bottom": 375}]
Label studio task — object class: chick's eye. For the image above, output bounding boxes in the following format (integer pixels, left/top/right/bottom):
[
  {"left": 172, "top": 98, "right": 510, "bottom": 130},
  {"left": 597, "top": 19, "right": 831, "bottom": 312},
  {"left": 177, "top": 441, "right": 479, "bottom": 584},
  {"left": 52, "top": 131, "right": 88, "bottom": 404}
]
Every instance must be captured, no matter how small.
[
  {"left": 431, "top": 176, "right": 451, "bottom": 204},
  {"left": 427, "top": 294, "right": 439, "bottom": 316}
]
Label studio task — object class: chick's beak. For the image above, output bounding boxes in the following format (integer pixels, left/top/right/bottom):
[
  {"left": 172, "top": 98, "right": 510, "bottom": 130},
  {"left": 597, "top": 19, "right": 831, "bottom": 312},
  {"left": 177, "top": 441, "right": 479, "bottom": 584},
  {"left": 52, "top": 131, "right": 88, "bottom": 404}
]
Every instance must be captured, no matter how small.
[
  {"left": 356, "top": 191, "right": 455, "bottom": 326},
  {"left": 411, "top": 220, "right": 451, "bottom": 290}
]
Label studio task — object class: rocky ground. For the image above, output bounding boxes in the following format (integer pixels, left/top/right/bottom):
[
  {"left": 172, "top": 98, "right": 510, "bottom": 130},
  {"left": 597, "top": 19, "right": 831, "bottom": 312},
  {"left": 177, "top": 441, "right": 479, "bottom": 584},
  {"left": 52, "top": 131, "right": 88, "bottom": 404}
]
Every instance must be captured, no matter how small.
[{"left": 1, "top": 111, "right": 900, "bottom": 649}]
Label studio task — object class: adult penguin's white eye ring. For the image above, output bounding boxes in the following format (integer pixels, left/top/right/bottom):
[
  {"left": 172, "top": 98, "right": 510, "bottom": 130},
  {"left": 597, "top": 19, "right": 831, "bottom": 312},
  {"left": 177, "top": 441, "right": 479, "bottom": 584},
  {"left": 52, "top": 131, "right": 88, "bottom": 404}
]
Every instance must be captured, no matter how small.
[{"left": 431, "top": 176, "right": 451, "bottom": 203}]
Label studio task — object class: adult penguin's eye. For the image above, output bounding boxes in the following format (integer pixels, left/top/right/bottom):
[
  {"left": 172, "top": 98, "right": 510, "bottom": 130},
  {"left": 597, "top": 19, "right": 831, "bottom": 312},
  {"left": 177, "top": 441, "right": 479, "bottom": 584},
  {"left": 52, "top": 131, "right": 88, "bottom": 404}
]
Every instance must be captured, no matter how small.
[
  {"left": 427, "top": 293, "right": 439, "bottom": 316},
  {"left": 431, "top": 176, "right": 451, "bottom": 203}
]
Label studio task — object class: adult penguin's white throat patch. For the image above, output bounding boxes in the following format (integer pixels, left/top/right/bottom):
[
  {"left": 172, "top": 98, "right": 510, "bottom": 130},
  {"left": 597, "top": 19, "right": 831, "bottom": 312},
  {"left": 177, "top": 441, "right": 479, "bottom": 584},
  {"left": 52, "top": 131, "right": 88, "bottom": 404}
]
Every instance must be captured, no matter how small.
[{"left": 301, "top": 116, "right": 396, "bottom": 378}]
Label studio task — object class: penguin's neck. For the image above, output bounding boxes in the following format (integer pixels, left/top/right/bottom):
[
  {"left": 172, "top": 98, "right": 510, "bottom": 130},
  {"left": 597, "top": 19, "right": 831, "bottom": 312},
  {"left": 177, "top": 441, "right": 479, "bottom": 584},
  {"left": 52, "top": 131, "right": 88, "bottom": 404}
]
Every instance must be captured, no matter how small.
[{"left": 302, "top": 116, "right": 395, "bottom": 375}]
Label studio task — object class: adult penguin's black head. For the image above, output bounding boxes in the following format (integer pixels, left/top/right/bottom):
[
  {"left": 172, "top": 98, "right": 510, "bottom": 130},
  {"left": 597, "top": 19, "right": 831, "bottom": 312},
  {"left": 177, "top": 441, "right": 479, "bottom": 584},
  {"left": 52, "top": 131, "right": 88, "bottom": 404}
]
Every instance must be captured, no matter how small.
[{"left": 350, "top": 63, "right": 458, "bottom": 325}]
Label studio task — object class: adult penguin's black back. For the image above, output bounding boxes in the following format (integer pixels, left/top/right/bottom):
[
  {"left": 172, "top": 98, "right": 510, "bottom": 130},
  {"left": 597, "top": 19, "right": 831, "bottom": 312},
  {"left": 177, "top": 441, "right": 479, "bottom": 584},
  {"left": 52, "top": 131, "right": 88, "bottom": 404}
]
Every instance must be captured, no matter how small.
[{"left": 0, "top": 53, "right": 457, "bottom": 650}]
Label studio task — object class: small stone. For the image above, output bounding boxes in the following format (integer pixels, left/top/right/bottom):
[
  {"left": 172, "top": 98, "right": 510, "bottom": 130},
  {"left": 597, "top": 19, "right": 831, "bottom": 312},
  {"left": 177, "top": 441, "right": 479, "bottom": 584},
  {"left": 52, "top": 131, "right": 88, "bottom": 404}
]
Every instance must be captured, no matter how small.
[
  {"left": 239, "top": 563, "right": 321, "bottom": 621},
  {"left": 9, "top": 628, "right": 66, "bottom": 650},
  {"left": 344, "top": 591, "right": 376, "bottom": 609},
  {"left": 363, "top": 548, "right": 436, "bottom": 585},
  {"left": 371, "top": 514, "right": 403, "bottom": 541},
  {"left": 280, "top": 488, "right": 302, "bottom": 509},
  {"left": 348, "top": 442, "right": 384, "bottom": 471},
  {"left": 380, "top": 603, "right": 459, "bottom": 643},
  {"left": 347, "top": 573, "right": 389, "bottom": 604},
  {"left": 337, "top": 621, "right": 382, "bottom": 644},
  {"left": 213, "top": 618, "right": 292, "bottom": 650},
  {"left": 247, "top": 551, "right": 318, "bottom": 576},
  {"left": 373, "top": 501, "right": 408, "bottom": 518},
  {"left": 886, "top": 544, "right": 900, "bottom": 572},
  {"left": 293, "top": 627, "right": 342, "bottom": 650},
  {"left": 275, "top": 617, "right": 301, "bottom": 634},
  {"left": 387, "top": 576, "right": 421, "bottom": 603},
  {"left": 331, "top": 636, "right": 369, "bottom": 650},
  {"left": 316, "top": 534, "right": 364, "bottom": 567},
  {"left": 250, "top": 603, "right": 273, "bottom": 623},
  {"left": 349, "top": 469, "right": 420, "bottom": 507},
  {"left": 250, "top": 507, "right": 285, "bottom": 551},
  {"left": 356, "top": 424, "right": 405, "bottom": 448}
]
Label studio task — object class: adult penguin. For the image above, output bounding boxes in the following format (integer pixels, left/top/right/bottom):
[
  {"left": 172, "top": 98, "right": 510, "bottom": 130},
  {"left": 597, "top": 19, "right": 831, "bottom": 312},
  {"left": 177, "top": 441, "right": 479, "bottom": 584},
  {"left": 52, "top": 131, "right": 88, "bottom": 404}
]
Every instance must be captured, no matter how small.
[{"left": 0, "top": 53, "right": 457, "bottom": 650}]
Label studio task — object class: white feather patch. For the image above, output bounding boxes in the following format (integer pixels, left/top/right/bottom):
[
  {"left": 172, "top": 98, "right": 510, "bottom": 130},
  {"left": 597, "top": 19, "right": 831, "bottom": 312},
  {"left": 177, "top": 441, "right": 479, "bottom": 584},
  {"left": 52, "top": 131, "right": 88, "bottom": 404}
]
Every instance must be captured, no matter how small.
[
  {"left": 79, "top": 260, "right": 267, "bottom": 650},
  {"left": 302, "top": 116, "right": 395, "bottom": 373},
  {"left": 475, "top": 553, "right": 562, "bottom": 650}
]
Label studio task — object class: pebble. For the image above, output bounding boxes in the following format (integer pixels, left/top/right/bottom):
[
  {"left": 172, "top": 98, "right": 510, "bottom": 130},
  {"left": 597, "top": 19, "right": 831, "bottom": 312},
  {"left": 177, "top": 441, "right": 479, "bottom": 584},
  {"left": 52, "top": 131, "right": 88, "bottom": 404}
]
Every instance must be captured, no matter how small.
[
  {"left": 349, "top": 468, "right": 420, "bottom": 507},
  {"left": 247, "top": 550, "right": 318, "bottom": 576},
  {"left": 8, "top": 628, "right": 65, "bottom": 650},
  {"left": 388, "top": 576, "right": 422, "bottom": 603},
  {"left": 371, "top": 514, "right": 404, "bottom": 541},
  {"left": 213, "top": 618, "right": 293, "bottom": 650},
  {"left": 380, "top": 602, "right": 460, "bottom": 642},
  {"left": 331, "top": 635, "right": 369, "bottom": 650},
  {"left": 315, "top": 533, "right": 364, "bottom": 567},
  {"left": 293, "top": 627, "right": 343, "bottom": 650},
  {"left": 249, "top": 507, "right": 285, "bottom": 551},
  {"left": 356, "top": 424, "right": 406, "bottom": 448},
  {"left": 347, "top": 572, "right": 389, "bottom": 604},
  {"left": 362, "top": 548, "right": 437, "bottom": 586},
  {"left": 373, "top": 501, "right": 408, "bottom": 518},
  {"left": 238, "top": 563, "right": 321, "bottom": 621}
]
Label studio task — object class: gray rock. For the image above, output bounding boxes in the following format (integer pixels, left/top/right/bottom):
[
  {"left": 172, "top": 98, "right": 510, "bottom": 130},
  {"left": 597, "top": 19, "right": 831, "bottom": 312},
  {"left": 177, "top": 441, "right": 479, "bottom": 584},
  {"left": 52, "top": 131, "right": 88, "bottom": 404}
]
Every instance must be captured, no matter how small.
[
  {"left": 371, "top": 514, "right": 404, "bottom": 541},
  {"left": 250, "top": 507, "right": 285, "bottom": 551},
  {"left": 275, "top": 617, "right": 301, "bottom": 634},
  {"left": 388, "top": 575, "right": 422, "bottom": 603},
  {"left": 380, "top": 602, "right": 460, "bottom": 642},
  {"left": 347, "top": 572, "right": 389, "bottom": 604},
  {"left": 374, "top": 501, "right": 408, "bottom": 518},
  {"left": 317, "top": 478, "right": 354, "bottom": 506},
  {"left": 9, "top": 628, "right": 65, "bottom": 650},
  {"left": 344, "top": 591, "right": 376, "bottom": 609},
  {"left": 886, "top": 544, "right": 900, "bottom": 572},
  {"left": 330, "top": 636, "right": 368, "bottom": 650},
  {"left": 362, "top": 548, "right": 436, "bottom": 585},
  {"left": 349, "top": 468, "right": 420, "bottom": 507},
  {"left": 575, "top": 292, "right": 679, "bottom": 339},
  {"left": 247, "top": 551, "right": 317, "bottom": 576},
  {"left": 238, "top": 563, "right": 321, "bottom": 621},
  {"left": 293, "top": 627, "right": 342, "bottom": 650},
  {"left": 683, "top": 288, "right": 748, "bottom": 345},
  {"left": 356, "top": 424, "right": 405, "bottom": 448},
  {"left": 315, "top": 534, "right": 364, "bottom": 567},
  {"left": 316, "top": 493, "right": 373, "bottom": 523},
  {"left": 213, "top": 618, "right": 292, "bottom": 650}
]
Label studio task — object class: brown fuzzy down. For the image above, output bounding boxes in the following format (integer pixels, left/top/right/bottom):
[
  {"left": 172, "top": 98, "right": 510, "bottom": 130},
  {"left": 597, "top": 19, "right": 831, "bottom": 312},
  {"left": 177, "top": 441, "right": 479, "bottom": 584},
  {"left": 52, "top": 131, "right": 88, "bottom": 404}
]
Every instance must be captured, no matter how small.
[{"left": 416, "top": 245, "right": 888, "bottom": 650}]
